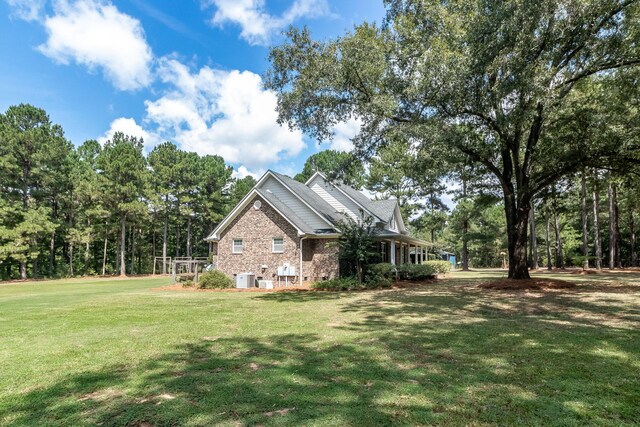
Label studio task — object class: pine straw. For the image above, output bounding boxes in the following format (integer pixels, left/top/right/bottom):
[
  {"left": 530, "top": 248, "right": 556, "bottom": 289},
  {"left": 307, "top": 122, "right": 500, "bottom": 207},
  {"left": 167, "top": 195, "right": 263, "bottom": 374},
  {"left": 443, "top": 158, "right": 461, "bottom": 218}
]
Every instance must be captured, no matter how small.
[{"left": 478, "top": 278, "right": 576, "bottom": 291}]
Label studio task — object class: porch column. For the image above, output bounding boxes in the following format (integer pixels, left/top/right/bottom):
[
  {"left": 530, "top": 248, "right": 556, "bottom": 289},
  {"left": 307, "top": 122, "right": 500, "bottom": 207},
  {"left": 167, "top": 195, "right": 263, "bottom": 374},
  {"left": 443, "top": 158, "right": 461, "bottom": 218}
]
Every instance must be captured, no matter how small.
[{"left": 390, "top": 240, "right": 396, "bottom": 265}]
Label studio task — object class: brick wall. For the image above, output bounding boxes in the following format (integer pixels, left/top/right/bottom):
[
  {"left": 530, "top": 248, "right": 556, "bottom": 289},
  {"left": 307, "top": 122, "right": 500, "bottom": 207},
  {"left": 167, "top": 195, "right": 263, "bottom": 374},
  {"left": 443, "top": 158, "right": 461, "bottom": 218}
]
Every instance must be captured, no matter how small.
[
  {"left": 302, "top": 238, "right": 340, "bottom": 281},
  {"left": 216, "top": 195, "right": 300, "bottom": 281},
  {"left": 214, "top": 195, "right": 340, "bottom": 283}
]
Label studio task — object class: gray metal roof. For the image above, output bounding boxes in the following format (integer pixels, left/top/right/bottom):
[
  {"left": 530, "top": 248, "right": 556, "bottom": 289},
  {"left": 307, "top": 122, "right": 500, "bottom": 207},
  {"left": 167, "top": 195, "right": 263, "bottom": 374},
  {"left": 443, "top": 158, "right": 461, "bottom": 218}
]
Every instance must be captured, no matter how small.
[
  {"left": 208, "top": 169, "right": 415, "bottom": 241},
  {"left": 270, "top": 171, "right": 344, "bottom": 225},
  {"left": 369, "top": 199, "right": 397, "bottom": 222},
  {"left": 255, "top": 188, "right": 317, "bottom": 234}
]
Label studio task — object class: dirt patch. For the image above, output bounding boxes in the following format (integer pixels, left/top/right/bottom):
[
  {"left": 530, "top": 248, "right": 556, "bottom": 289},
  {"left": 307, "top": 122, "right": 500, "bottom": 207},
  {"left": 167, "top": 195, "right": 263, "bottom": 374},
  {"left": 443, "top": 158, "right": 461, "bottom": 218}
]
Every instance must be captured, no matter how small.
[
  {"left": 478, "top": 278, "right": 576, "bottom": 291},
  {"left": 535, "top": 267, "right": 640, "bottom": 275},
  {"left": 263, "top": 407, "right": 295, "bottom": 417},
  {"left": 78, "top": 388, "right": 123, "bottom": 402}
]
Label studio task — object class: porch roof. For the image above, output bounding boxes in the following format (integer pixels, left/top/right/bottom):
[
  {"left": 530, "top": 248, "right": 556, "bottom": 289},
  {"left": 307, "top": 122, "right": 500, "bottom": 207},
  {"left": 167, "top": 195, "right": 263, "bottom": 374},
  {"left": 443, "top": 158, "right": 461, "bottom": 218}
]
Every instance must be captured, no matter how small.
[{"left": 373, "top": 230, "right": 432, "bottom": 247}]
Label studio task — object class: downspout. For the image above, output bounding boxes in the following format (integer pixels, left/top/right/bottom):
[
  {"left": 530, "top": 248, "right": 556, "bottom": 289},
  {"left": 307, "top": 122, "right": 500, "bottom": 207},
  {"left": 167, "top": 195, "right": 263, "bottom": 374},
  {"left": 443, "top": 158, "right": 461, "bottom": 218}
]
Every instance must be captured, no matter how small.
[{"left": 299, "top": 236, "right": 307, "bottom": 286}]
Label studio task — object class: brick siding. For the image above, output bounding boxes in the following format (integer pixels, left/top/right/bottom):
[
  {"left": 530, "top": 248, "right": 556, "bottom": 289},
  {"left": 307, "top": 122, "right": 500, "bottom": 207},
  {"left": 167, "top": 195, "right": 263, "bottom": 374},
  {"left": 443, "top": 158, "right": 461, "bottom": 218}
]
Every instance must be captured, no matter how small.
[{"left": 213, "top": 195, "right": 339, "bottom": 283}]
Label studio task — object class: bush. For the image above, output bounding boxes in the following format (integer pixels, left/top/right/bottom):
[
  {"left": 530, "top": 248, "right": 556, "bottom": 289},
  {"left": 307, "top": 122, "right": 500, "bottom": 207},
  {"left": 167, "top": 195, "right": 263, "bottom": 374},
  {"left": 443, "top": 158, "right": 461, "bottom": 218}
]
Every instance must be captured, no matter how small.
[
  {"left": 312, "top": 277, "right": 360, "bottom": 291},
  {"left": 424, "top": 260, "right": 451, "bottom": 274},
  {"left": 182, "top": 280, "right": 195, "bottom": 288},
  {"left": 198, "top": 270, "right": 234, "bottom": 289},
  {"left": 367, "top": 263, "right": 397, "bottom": 280},
  {"left": 397, "top": 263, "right": 437, "bottom": 280}
]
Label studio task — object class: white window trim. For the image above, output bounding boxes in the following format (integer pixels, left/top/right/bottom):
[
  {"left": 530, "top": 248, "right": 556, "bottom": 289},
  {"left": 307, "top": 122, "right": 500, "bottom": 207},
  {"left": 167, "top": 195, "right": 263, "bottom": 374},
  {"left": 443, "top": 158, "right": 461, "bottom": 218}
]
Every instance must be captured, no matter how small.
[
  {"left": 232, "top": 239, "right": 244, "bottom": 254},
  {"left": 272, "top": 237, "right": 284, "bottom": 253}
]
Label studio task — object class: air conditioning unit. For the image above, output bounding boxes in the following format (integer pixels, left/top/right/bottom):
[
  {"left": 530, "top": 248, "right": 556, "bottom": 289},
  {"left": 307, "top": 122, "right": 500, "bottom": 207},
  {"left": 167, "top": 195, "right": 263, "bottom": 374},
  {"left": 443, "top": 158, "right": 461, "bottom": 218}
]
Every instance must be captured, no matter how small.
[
  {"left": 236, "top": 273, "right": 255, "bottom": 288},
  {"left": 258, "top": 280, "right": 273, "bottom": 289}
]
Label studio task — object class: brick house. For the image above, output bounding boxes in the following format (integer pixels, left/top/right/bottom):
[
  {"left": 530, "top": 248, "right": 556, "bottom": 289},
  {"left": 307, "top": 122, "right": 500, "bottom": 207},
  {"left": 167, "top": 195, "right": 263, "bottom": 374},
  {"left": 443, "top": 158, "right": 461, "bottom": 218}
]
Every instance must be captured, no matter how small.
[{"left": 205, "top": 170, "right": 431, "bottom": 285}]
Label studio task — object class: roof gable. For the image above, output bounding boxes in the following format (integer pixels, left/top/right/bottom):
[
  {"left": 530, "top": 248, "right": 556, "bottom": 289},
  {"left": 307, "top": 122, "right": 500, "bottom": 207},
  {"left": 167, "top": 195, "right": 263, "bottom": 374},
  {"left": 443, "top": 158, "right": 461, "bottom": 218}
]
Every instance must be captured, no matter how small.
[
  {"left": 205, "top": 189, "right": 307, "bottom": 241},
  {"left": 306, "top": 172, "right": 384, "bottom": 222}
]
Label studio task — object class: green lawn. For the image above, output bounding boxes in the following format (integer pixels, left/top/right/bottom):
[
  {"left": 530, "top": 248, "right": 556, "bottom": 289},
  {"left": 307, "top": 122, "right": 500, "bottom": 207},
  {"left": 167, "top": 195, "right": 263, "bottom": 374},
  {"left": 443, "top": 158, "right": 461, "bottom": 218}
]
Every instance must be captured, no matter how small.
[{"left": 1, "top": 271, "right": 639, "bottom": 426}]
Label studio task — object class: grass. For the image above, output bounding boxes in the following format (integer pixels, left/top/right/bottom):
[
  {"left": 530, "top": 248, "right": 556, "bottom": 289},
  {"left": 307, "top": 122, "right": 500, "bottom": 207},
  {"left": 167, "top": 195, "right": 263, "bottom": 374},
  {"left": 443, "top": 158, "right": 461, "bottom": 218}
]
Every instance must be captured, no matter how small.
[{"left": 0, "top": 270, "right": 639, "bottom": 426}]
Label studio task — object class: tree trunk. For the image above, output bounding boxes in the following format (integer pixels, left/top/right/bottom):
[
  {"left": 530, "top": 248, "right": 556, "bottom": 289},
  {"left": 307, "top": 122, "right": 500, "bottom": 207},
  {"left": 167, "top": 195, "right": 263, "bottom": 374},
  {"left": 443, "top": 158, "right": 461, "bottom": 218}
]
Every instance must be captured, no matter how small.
[
  {"left": 175, "top": 223, "right": 180, "bottom": 258},
  {"left": 130, "top": 225, "right": 135, "bottom": 275},
  {"left": 186, "top": 216, "right": 192, "bottom": 258},
  {"left": 84, "top": 218, "right": 91, "bottom": 274},
  {"left": 615, "top": 199, "right": 622, "bottom": 269},
  {"left": 120, "top": 215, "right": 127, "bottom": 277},
  {"left": 504, "top": 191, "right": 531, "bottom": 279},
  {"left": 84, "top": 241, "right": 90, "bottom": 275},
  {"left": 19, "top": 261, "right": 27, "bottom": 280},
  {"left": 102, "top": 231, "right": 108, "bottom": 276},
  {"left": 162, "top": 207, "right": 168, "bottom": 274},
  {"left": 32, "top": 257, "right": 38, "bottom": 279},
  {"left": 152, "top": 212, "right": 156, "bottom": 261},
  {"left": 593, "top": 178, "right": 602, "bottom": 270},
  {"left": 529, "top": 201, "right": 538, "bottom": 270},
  {"left": 580, "top": 171, "right": 590, "bottom": 270},
  {"left": 49, "top": 231, "right": 55, "bottom": 276},
  {"left": 545, "top": 204, "right": 552, "bottom": 270},
  {"left": 461, "top": 218, "right": 469, "bottom": 271},
  {"left": 631, "top": 210, "right": 638, "bottom": 267},
  {"left": 553, "top": 194, "right": 564, "bottom": 269},
  {"left": 69, "top": 244, "right": 74, "bottom": 277},
  {"left": 608, "top": 182, "right": 618, "bottom": 269}
]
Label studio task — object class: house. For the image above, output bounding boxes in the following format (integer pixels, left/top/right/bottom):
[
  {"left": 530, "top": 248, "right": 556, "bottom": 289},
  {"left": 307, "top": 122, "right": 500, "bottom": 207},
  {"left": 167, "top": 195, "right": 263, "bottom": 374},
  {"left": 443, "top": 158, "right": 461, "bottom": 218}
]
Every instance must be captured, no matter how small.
[{"left": 205, "top": 170, "right": 431, "bottom": 284}]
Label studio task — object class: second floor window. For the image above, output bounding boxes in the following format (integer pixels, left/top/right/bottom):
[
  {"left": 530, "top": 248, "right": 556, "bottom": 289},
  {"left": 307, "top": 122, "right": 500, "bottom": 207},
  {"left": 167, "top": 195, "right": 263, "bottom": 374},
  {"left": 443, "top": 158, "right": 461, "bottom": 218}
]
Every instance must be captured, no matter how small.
[
  {"left": 232, "top": 239, "right": 244, "bottom": 253},
  {"left": 272, "top": 237, "right": 284, "bottom": 253}
]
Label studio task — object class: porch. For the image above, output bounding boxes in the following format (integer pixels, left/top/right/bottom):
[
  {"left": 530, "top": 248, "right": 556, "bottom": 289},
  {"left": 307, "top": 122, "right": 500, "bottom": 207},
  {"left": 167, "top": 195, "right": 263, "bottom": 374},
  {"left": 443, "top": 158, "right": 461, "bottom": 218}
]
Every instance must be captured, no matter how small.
[{"left": 374, "top": 235, "right": 432, "bottom": 265}]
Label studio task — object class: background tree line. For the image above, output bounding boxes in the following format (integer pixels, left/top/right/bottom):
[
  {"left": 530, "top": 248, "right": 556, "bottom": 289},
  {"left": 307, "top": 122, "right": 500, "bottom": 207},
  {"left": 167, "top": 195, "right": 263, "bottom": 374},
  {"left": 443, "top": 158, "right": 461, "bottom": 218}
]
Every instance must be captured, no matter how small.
[
  {"left": 1, "top": 97, "right": 638, "bottom": 280},
  {"left": 0, "top": 104, "right": 255, "bottom": 280}
]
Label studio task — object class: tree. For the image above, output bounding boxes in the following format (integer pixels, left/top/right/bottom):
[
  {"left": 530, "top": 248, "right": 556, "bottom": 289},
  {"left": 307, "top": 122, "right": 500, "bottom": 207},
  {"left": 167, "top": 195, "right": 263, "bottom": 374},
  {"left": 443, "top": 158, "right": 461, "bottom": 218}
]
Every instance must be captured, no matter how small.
[
  {"left": 148, "top": 142, "right": 181, "bottom": 274},
  {"left": 592, "top": 171, "right": 604, "bottom": 269},
  {"left": 0, "top": 104, "right": 70, "bottom": 279},
  {"left": 335, "top": 211, "right": 377, "bottom": 284},
  {"left": 265, "top": 0, "right": 640, "bottom": 279},
  {"left": 367, "top": 138, "right": 444, "bottom": 220},
  {"left": 295, "top": 150, "right": 366, "bottom": 189},
  {"left": 580, "top": 170, "right": 590, "bottom": 269},
  {"left": 69, "top": 140, "right": 107, "bottom": 275},
  {"left": 228, "top": 176, "right": 257, "bottom": 208},
  {"left": 97, "top": 132, "right": 147, "bottom": 276}
]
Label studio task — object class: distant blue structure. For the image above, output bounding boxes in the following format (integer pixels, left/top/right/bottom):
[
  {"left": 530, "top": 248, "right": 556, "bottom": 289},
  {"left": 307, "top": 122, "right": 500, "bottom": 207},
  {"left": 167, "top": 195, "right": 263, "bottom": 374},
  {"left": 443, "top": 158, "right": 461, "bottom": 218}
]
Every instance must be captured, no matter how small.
[{"left": 440, "top": 251, "right": 456, "bottom": 269}]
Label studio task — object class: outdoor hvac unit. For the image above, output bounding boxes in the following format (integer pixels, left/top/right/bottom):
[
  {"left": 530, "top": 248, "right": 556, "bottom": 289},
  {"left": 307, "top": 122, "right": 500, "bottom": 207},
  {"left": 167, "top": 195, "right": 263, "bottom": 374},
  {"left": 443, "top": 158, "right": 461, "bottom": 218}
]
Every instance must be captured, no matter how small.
[
  {"left": 258, "top": 280, "right": 274, "bottom": 289},
  {"left": 236, "top": 273, "right": 255, "bottom": 288}
]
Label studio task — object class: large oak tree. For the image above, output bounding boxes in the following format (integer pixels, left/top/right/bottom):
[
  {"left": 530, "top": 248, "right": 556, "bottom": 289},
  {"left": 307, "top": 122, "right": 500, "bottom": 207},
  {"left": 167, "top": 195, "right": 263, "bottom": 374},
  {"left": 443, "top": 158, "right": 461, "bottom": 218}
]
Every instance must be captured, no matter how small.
[{"left": 265, "top": 0, "right": 640, "bottom": 278}]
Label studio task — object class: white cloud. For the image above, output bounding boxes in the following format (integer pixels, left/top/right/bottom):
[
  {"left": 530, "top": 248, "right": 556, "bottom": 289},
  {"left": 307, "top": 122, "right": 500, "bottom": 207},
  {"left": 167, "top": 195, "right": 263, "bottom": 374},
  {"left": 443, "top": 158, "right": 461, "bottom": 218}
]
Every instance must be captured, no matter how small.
[
  {"left": 38, "top": 0, "right": 153, "bottom": 90},
  {"left": 203, "top": 0, "right": 331, "bottom": 45},
  {"left": 144, "top": 58, "right": 306, "bottom": 169},
  {"left": 326, "top": 117, "right": 361, "bottom": 152},
  {"left": 98, "top": 117, "right": 160, "bottom": 148},
  {"left": 6, "top": 0, "right": 45, "bottom": 21},
  {"left": 232, "top": 166, "right": 261, "bottom": 180}
]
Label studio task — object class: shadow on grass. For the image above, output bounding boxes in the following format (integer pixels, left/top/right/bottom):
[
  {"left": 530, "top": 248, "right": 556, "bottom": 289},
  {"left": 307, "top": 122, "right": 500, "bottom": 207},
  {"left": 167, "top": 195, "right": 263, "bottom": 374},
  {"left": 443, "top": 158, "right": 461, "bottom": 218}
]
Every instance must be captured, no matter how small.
[{"left": 6, "top": 280, "right": 640, "bottom": 426}]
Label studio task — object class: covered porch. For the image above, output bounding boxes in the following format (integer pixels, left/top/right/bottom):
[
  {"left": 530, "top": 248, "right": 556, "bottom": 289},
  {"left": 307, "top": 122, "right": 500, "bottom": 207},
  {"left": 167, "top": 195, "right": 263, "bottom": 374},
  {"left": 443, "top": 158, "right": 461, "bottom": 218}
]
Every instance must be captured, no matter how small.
[{"left": 374, "top": 234, "right": 432, "bottom": 266}]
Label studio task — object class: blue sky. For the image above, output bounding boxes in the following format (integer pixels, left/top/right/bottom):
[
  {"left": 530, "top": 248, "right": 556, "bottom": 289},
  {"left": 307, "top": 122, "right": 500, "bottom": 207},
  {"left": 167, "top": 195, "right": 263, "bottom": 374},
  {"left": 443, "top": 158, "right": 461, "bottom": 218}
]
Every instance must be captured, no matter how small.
[{"left": 0, "top": 0, "right": 386, "bottom": 178}]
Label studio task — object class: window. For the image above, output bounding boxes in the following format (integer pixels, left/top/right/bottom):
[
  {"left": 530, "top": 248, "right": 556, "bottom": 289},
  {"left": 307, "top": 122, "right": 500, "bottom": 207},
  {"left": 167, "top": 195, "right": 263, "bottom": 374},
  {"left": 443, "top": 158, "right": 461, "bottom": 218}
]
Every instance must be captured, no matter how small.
[
  {"left": 232, "top": 239, "right": 244, "bottom": 253},
  {"left": 272, "top": 237, "right": 284, "bottom": 253}
]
